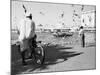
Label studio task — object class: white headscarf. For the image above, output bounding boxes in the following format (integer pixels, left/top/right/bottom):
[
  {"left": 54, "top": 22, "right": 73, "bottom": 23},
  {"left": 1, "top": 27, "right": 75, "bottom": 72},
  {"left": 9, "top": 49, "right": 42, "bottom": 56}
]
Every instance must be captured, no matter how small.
[{"left": 24, "top": 12, "right": 31, "bottom": 17}]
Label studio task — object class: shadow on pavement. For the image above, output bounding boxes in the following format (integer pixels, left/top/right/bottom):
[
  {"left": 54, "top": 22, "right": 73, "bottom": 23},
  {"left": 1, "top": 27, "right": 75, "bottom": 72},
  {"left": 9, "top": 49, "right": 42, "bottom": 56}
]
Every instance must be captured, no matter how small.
[{"left": 11, "top": 44, "right": 83, "bottom": 75}]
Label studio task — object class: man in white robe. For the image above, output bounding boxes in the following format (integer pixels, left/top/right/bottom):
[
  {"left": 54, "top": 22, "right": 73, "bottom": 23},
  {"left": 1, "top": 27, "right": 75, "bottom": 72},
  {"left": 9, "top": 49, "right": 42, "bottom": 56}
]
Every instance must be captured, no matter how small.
[{"left": 17, "top": 12, "right": 36, "bottom": 65}]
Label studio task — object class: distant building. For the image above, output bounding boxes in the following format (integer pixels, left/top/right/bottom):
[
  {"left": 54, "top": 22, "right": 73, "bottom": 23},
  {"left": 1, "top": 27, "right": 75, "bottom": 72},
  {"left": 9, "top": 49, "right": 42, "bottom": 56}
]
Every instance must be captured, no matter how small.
[{"left": 81, "top": 10, "right": 96, "bottom": 28}]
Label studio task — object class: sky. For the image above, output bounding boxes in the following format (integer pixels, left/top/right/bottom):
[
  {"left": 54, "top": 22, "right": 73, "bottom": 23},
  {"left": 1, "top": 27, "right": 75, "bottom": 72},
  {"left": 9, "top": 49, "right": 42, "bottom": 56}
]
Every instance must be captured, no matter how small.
[{"left": 11, "top": 1, "right": 95, "bottom": 29}]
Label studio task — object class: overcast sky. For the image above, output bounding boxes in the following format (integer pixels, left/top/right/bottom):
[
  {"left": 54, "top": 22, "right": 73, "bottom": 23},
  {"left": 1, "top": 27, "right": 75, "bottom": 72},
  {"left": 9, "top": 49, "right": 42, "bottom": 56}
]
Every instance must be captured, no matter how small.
[{"left": 11, "top": 1, "right": 95, "bottom": 29}]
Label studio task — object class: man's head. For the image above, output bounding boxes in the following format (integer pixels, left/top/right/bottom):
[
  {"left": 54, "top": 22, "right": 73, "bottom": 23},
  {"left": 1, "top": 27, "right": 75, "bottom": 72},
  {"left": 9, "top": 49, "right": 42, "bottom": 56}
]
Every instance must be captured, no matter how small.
[{"left": 22, "top": 5, "right": 32, "bottom": 19}]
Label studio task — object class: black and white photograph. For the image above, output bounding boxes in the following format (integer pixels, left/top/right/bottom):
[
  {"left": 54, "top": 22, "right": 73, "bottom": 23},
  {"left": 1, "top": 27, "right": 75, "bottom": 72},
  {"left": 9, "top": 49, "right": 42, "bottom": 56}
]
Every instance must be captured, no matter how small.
[{"left": 11, "top": 0, "right": 96, "bottom": 75}]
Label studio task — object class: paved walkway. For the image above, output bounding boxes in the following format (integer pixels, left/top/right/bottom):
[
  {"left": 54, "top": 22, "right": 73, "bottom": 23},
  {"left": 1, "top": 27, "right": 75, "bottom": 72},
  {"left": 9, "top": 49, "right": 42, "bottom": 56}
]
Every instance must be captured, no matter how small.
[{"left": 15, "top": 45, "right": 96, "bottom": 75}]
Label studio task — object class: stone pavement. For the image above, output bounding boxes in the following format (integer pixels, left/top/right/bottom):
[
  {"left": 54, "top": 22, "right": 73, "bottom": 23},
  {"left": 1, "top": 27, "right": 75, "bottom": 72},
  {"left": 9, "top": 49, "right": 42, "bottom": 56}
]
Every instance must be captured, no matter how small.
[{"left": 19, "top": 45, "right": 96, "bottom": 75}]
